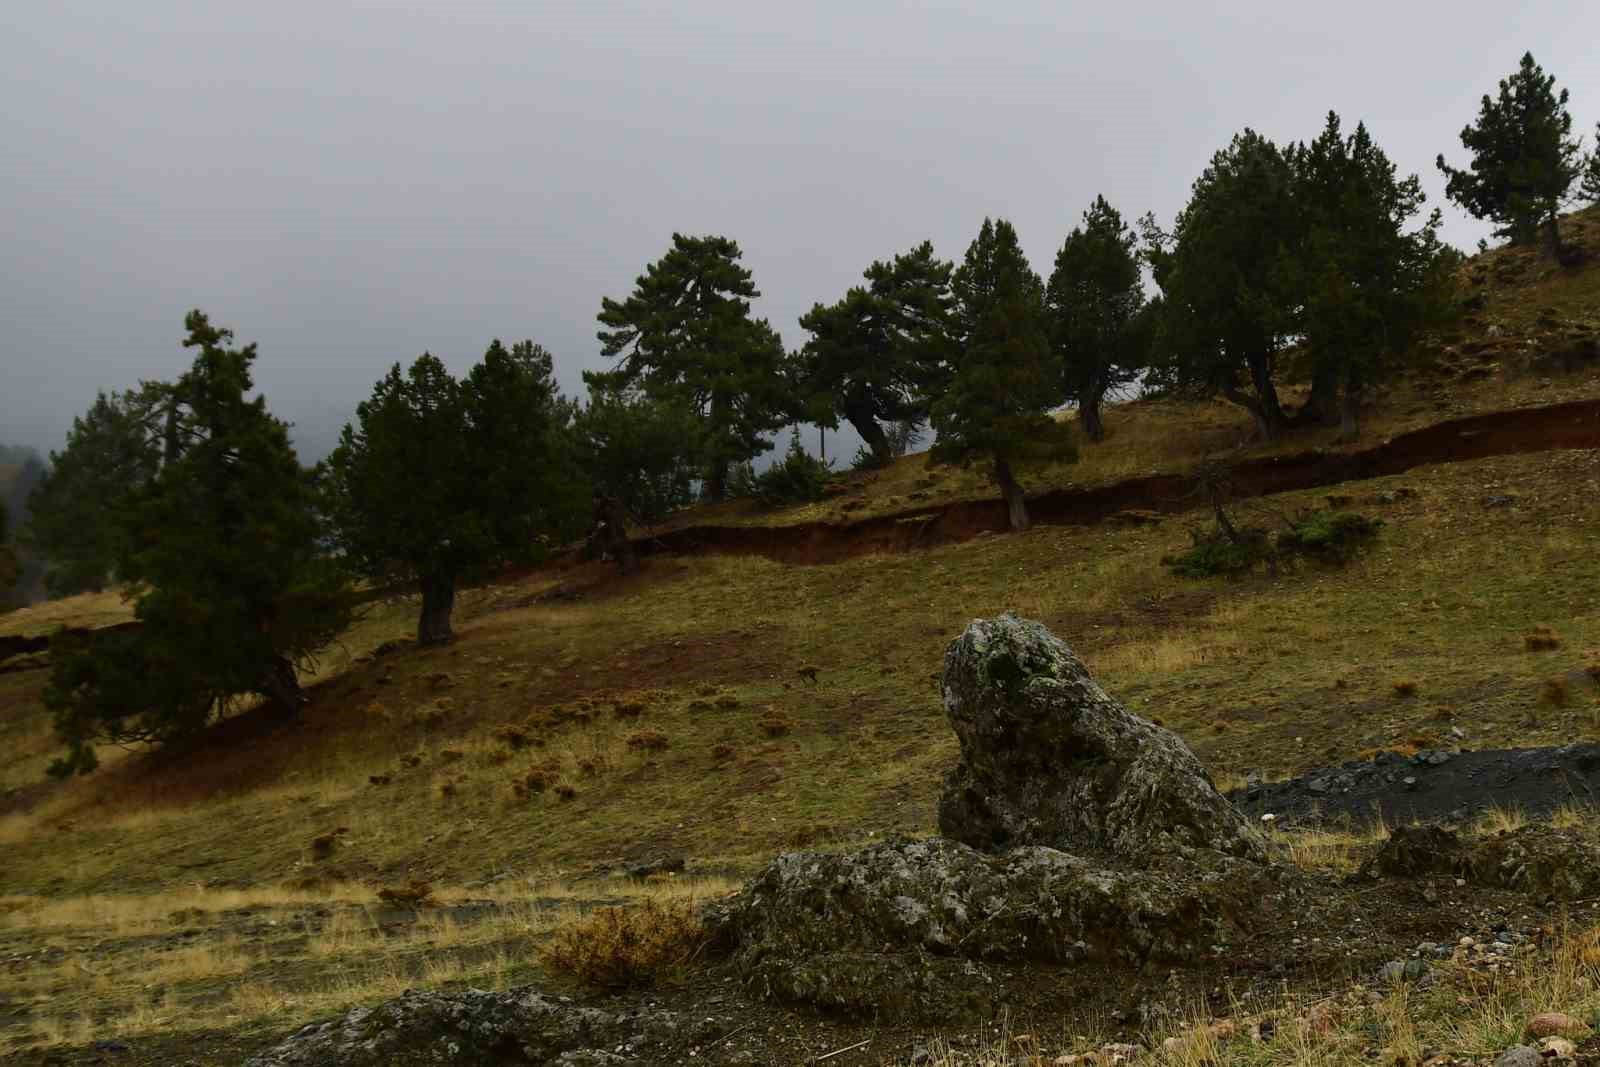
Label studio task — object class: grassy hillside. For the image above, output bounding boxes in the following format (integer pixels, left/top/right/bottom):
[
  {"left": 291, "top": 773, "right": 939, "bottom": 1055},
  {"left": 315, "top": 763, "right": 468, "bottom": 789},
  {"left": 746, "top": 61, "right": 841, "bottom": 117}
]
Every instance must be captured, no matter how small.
[
  {"left": 657, "top": 204, "right": 1600, "bottom": 532},
  {"left": 5, "top": 220, "right": 1600, "bottom": 1062}
]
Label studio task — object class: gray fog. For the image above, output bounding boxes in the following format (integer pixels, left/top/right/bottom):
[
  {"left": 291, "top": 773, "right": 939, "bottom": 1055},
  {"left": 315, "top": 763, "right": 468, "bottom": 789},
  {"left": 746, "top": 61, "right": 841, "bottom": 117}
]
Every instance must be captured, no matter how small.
[{"left": 3, "top": 2, "right": 1597, "bottom": 462}]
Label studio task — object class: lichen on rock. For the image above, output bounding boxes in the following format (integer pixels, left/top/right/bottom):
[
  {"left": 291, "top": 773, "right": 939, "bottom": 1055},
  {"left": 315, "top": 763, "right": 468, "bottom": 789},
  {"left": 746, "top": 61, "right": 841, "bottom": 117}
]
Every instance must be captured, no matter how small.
[{"left": 937, "top": 614, "right": 1267, "bottom": 862}]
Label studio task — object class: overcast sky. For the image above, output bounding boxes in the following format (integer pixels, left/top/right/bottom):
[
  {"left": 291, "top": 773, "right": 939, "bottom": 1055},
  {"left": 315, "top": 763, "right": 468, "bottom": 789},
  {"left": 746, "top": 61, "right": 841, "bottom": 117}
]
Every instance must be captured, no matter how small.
[{"left": 3, "top": 1, "right": 1598, "bottom": 462}]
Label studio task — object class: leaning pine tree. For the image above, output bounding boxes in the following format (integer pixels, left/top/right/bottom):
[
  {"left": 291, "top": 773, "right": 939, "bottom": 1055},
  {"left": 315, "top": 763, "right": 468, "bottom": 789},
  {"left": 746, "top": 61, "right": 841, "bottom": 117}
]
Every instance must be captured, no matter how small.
[
  {"left": 324, "top": 341, "right": 589, "bottom": 644},
  {"left": 44, "top": 312, "right": 352, "bottom": 775},
  {"left": 930, "top": 218, "right": 1072, "bottom": 532},
  {"left": 595, "top": 234, "right": 796, "bottom": 500}
]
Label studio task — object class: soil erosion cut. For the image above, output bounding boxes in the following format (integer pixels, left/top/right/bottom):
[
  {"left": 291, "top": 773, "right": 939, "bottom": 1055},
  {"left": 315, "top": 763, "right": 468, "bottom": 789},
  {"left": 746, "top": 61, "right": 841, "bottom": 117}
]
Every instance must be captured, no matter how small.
[{"left": 636, "top": 397, "right": 1600, "bottom": 564}]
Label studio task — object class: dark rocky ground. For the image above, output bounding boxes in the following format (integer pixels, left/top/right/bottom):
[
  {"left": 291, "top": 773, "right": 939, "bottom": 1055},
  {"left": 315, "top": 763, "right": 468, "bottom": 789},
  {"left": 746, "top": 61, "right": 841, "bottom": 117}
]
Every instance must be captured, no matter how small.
[{"left": 1230, "top": 742, "right": 1600, "bottom": 827}]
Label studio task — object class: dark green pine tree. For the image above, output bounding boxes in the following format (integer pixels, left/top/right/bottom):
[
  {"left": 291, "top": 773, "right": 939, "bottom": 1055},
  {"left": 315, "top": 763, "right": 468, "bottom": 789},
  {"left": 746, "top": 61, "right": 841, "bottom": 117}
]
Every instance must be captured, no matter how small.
[
  {"left": 1437, "top": 52, "right": 1584, "bottom": 253},
  {"left": 930, "top": 218, "right": 1071, "bottom": 532},
  {"left": 795, "top": 241, "right": 954, "bottom": 466},
  {"left": 594, "top": 234, "right": 796, "bottom": 500},
  {"left": 25, "top": 384, "right": 170, "bottom": 596},
  {"left": 1143, "top": 129, "right": 1302, "bottom": 441},
  {"left": 1293, "top": 113, "right": 1457, "bottom": 439},
  {"left": 1045, "top": 196, "right": 1147, "bottom": 443},
  {"left": 325, "top": 341, "right": 588, "bottom": 644},
  {"left": 573, "top": 380, "right": 700, "bottom": 574},
  {"left": 0, "top": 500, "right": 18, "bottom": 610},
  {"left": 1582, "top": 123, "right": 1600, "bottom": 204},
  {"left": 44, "top": 312, "right": 353, "bottom": 776}
]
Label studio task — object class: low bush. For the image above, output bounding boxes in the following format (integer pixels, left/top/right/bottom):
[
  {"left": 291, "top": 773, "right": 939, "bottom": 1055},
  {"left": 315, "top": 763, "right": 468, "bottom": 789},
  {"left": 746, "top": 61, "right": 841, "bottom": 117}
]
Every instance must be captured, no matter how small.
[
  {"left": 625, "top": 729, "right": 669, "bottom": 752},
  {"left": 1277, "top": 511, "right": 1384, "bottom": 564},
  {"left": 752, "top": 438, "right": 835, "bottom": 506},
  {"left": 539, "top": 899, "right": 707, "bottom": 989},
  {"left": 1162, "top": 525, "right": 1273, "bottom": 578}
]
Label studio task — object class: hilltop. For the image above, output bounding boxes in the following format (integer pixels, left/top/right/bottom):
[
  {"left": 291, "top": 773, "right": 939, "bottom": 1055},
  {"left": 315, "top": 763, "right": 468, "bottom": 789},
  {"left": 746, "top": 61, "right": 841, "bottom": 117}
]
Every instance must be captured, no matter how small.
[{"left": 4, "top": 216, "right": 1600, "bottom": 1064}]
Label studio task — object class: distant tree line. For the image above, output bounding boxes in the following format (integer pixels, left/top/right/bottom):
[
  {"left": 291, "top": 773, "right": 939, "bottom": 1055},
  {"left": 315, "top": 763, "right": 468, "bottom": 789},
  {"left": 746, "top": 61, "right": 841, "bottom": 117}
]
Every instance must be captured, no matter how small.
[{"left": 15, "top": 52, "right": 1600, "bottom": 772}]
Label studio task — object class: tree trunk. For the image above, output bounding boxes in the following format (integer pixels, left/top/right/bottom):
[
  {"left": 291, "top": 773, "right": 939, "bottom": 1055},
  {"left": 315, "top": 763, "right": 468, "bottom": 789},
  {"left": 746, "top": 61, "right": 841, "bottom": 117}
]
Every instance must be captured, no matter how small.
[
  {"left": 703, "top": 461, "right": 728, "bottom": 502},
  {"left": 1299, "top": 362, "right": 1341, "bottom": 427},
  {"left": 1339, "top": 369, "right": 1364, "bottom": 443},
  {"left": 418, "top": 572, "right": 457, "bottom": 645},
  {"left": 841, "top": 390, "right": 892, "bottom": 465},
  {"left": 1248, "top": 354, "right": 1288, "bottom": 440},
  {"left": 598, "top": 494, "right": 637, "bottom": 575},
  {"left": 1078, "top": 396, "right": 1106, "bottom": 443},
  {"left": 259, "top": 654, "right": 305, "bottom": 720},
  {"left": 993, "top": 455, "right": 1029, "bottom": 532}
]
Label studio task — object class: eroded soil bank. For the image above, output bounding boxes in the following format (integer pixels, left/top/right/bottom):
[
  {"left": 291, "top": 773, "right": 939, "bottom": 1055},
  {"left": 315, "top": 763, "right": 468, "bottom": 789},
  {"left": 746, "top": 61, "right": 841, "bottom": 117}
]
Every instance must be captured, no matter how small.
[{"left": 635, "top": 398, "right": 1600, "bottom": 564}]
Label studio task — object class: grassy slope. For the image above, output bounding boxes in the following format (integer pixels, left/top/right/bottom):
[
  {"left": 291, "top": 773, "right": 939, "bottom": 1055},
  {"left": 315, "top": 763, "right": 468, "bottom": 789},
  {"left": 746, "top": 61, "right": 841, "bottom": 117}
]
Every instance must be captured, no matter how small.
[
  {"left": 654, "top": 204, "right": 1600, "bottom": 531},
  {"left": 4, "top": 215, "right": 1600, "bottom": 1059}
]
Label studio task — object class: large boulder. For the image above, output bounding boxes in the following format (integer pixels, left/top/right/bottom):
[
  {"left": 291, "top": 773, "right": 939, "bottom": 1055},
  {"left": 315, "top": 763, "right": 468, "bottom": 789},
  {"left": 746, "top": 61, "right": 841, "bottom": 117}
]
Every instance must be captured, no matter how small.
[
  {"left": 708, "top": 836, "right": 1270, "bottom": 1017},
  {"left": 243, "top": 986, "right": 723, "bottom": 1066},
  {"left": 937, "top": 614, "right": 1266, "bottom": 862}
]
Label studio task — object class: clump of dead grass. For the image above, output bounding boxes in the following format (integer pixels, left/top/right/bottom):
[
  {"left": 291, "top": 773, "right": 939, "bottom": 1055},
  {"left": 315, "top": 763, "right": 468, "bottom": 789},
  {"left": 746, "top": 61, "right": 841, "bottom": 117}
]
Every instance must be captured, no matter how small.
[
  {"left": 1525, "top": 625, "right": 1562, "bottom": 651},
  {"left": 624, "top": 729, "right": 669, "bottom": 752},
  {"left": 538, "top": 898, "right": 707, "bottom": 989}
]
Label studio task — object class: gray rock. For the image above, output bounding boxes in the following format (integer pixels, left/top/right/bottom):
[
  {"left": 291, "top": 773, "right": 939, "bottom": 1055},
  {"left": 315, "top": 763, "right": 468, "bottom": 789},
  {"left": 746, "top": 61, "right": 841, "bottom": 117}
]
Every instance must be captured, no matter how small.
[
  {"left": 1365, "top": 824, "right": 1600, "bottom": 901},
  {"left": 1492, "top": 1046, "right": 1541, "bottom": 1067},
  {"left": 707, "top": 836, "right": 1269, "bottom": 1018},
  {"left": 936, "top": 615, "right": 1266, "bottom": 862},
  {"left": 242, "top": 987, "right": 705, "bottom": 1066}
]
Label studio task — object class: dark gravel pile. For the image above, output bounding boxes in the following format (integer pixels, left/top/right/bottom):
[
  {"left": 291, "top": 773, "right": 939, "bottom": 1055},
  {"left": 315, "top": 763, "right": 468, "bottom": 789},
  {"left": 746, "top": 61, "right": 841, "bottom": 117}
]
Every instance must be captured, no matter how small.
[{"left": 1228, "top": 743, "right": 1600, "bottom": 826}]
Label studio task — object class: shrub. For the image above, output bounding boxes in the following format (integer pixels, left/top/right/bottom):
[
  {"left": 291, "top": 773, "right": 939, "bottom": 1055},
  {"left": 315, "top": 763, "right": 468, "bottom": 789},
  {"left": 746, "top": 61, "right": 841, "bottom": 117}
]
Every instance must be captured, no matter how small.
[
  {"left": 1541, "top": 678, "right": 1570, "bottom": 707},
  {"left": 492, "top": 723, "right": 534, "bottom": 749},
  {"left": 758, "top": 715, "right": 793, "bottom": 737},
  {"left": 512, "top": 769, "right": 552, "bottom": 798},
  {"left": 1163, "top": 525, "right": 1272, "bottom": 578},
  {"left": 554, "top": 782, "right": 578, "bottom": 801},
  {"left": 538, "top": 900, "right": 707, "bottom": 988},
  {"left": 625, "top": 729, "right": 669, "bottom": 752},
  {"left": 1277, "top": 511, "right": 1384, "bottom": 564},
  {"left": 850, "top": 445, "right": 890, "bottom": 471},
  {"left": 376, "top": 880, "right": 435, "bottom": 907},
  {"left": 752, "top": 438, "right": 835, "bottom": 507},
  {"left": 1392, "top": 679, "right": 1419, "bottom": 698},
  {"left": 1525, "top": 626, "right": 1562, "bottom": 651},
  {"left": 709, "top": 743, "right": 736, "bottom": 762}
]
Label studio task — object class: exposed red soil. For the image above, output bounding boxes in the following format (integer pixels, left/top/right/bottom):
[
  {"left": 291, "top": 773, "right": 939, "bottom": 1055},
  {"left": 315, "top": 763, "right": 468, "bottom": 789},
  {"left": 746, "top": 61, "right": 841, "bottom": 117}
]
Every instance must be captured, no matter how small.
[{"left": 633, "top": 397, "right": 1600, "bottom": 565}]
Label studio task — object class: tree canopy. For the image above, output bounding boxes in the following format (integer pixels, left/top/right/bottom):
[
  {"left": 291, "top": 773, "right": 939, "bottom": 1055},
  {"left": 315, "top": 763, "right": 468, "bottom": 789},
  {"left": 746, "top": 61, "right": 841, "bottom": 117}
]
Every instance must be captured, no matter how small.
[
  {"left": 25, "top": 385, "right": 168, "bottom": 597},
  {"left": 796, "top": 241, "right": 954, "bottom": 466},
  {"left": 325, "top": 341, "right": 588, "bottom": 644},
  {"left": 1437, "top": 52, "right": 1584, "bottom": 252},
  {"left": 595, "top": 234, "right": 796, "bottom": 500},
  {"left": 930, "top": 218, "right": 1071, "bottom": 531},
  {"left": 1144, "top": 129, "right": 1302, "bottom": 441},
  {"left": 1292, "top": 113, "right": 1457, "bottom": 437},
  {"left": 1046, "top": 196, "right": 1147, "bottom": 443},
  {"left": 44, "top": 312, "right": 352, "bottom": 776},
  {"left": 572, "top": 382, "right": 700, "bottom": 573}
]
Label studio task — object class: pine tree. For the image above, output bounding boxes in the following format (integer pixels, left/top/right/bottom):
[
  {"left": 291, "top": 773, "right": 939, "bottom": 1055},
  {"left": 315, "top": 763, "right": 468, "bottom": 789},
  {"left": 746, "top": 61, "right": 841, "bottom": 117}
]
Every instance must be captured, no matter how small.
[
  {"left": 1293, "top": 113, "right": 1457, "bottom": 439},
  {"left": 1437, "top": 52, "right": 1583, "bottom": 253},
  {"left": 0, "top": 501, "right": 18, "bottom": 609},
  {"left": 25, "top": 385, "right": 169, "bottom": 596},
  {"left": 595, "top": 234, "right": 796, "bottom": 500},
  {"left": 796, "top": 241, "right": 954, "bottom": 466},
  {"left": 573, "top": 381, "right": 700, "bottom": 574},
  {"left": 930, "top": 218, "right": 1071, "bottom": 531},
  {"left": 1046, "top": 196, "right": 1147, "bottom": 443},
  {"left": 1144, "top": 130, "right": 1302, "bottom": 441},
  {"left": 325, "top": 341, "right": 588, "bottom": 644},
  {"left": 1582, "top": 123, "right": 1600, "bottom": 204},
  {"left": 44, "top": 312, "right": 352, "bottom": 776}
]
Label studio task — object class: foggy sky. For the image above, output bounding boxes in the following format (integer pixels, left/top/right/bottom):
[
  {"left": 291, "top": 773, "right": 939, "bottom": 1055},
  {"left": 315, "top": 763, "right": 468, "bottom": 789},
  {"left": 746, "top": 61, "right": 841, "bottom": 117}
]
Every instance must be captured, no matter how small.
[{"left": 3, "top": 2, "right": 1597, "bottom": 462}]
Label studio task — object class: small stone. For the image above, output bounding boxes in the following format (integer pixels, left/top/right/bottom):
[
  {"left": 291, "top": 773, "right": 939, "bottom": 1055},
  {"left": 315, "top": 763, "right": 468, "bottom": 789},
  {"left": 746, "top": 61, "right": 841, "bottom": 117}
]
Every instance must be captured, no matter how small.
[
  {"left": 1492, "top": 1046, "right": 1540, "bottom": 1067},
  {"left": 1539, "top": 1036, "right": 1577, "bottom": 1057},
  {"left": 1525, "top": 1012, "right": 1587, "bottom": 1039}
]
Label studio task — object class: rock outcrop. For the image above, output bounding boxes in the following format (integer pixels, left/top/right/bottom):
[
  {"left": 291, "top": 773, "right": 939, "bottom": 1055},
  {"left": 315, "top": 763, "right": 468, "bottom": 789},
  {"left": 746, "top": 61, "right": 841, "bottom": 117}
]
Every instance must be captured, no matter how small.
[
  {"left": 937, "top": 614, "right": 1266, "bottom": 862},
  {"left": 1364, "top": 823, "right": 1600, "bottom": 901},
  {"left": 243, "top": 986, "right": 724, "bottom": 1066},
  {"left": 708, "top": 835, "right": 1270, "bottom": 1017},
  {"left": 708, "top": 615, "right": 1274, "bottom": 1017}
]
